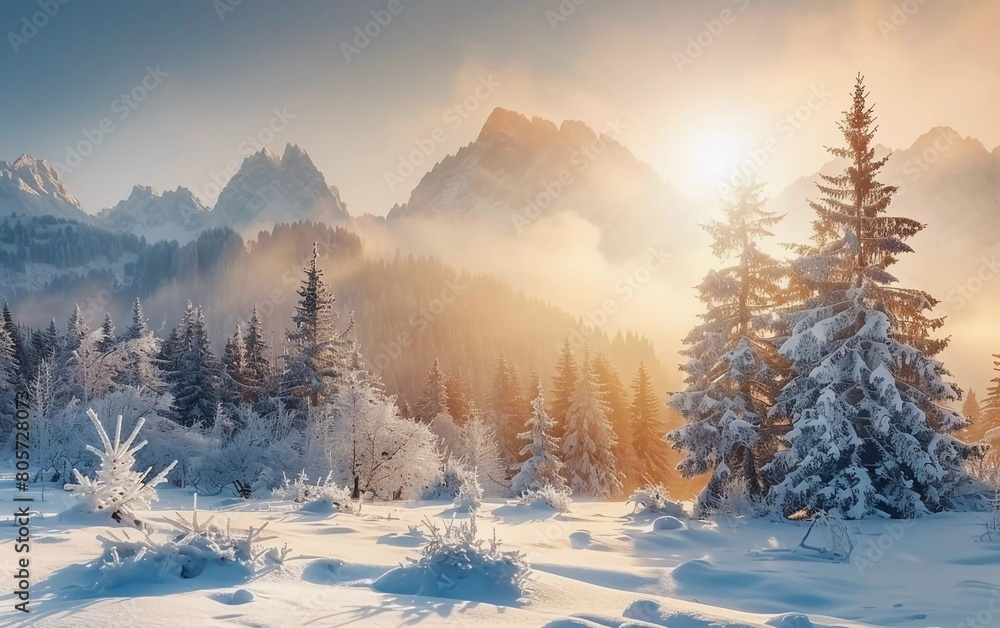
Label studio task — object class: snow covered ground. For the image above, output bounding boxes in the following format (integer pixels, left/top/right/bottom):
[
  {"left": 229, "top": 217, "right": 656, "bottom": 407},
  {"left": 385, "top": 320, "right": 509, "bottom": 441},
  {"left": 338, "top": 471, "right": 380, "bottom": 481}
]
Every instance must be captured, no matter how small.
[{"left": 2, "top": 474, "right": 999, "bottom": 627}]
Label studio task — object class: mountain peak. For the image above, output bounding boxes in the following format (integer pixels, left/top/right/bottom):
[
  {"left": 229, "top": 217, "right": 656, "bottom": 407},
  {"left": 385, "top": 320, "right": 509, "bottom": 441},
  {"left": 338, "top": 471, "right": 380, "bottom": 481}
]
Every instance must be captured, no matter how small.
[{"left": 0, "top": 153, "right": 87, "bottom": 220}]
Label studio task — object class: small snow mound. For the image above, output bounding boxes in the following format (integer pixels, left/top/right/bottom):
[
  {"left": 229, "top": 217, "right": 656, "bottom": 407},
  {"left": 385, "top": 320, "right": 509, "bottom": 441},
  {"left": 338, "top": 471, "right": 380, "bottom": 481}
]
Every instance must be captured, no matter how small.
[
  {"left": 230, "top": 589, "right": 255, "bottom": 604},
  {"left": 624, "top": 598, "right": 752, "bottom": 627},
  {"left": 541, "top": 619, "right": 607, "bottom": 628},
  {"left": 766, "top": 613, "right": 815, "bottom": 627},
  {"left": 652, "top": 516, "right": 686, "bottom": 531},
  {"left": 628, "top": 485, "right": 685, "bottom": 518}
]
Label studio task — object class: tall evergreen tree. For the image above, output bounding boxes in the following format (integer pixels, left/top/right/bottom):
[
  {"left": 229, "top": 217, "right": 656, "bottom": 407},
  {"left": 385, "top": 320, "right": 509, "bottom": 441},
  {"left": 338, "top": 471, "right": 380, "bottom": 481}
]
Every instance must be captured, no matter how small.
[
  {"left": 242, "top": 306, "right": 273, "bottom": 403},
  {"left": 983, "top": 354, "right": 1000, "bottom": 423},
  {"left": 171, "top": 303, "right": 220, "bottom": 426},
  {"left": 445, "top": 368, "right": 473, "bottom": 425},
  {"left": 550, "top": 338, "right": 578, "bottom": 440},
  {"left": 416, "top": 358, "right": 449, "bottom": 423},
  {"left": 0, "top": 324, "right": 19, "bottom": 429},
  {"left": 630, "top": 361, "right": 672, "bottom": 485},
  {"left": 766, "top": 76, "right": 984, "bottom": 518},
  {"left": 592, "top": 351, "right": 637, "bottom": 489},
  {"left": 511, "top": 383, "right": 566, "bottom": 495},
  {"left": 488, "top": 352, "right": 529, "bottom": 462},
  {"left": 221, "top": 325, "right": 249, "bottom": 406},
  {"left": 284, "top": 243, "right": 344, "bottom": 407},
  {"left": 97, "top": 313, "right": 117, "bottom": 353},
  {"left": 962, "top": 389, "right": 982, "bottom": 424},
  {"left": 562, "top": 349, "right": 622, "bottom": 498},
  {"left": 123, "top": 298, "right": 149, "bottom": 341},
  {"left": 668, "top": 179, "right": 788, "bottom": 510},
  {"left": 2, "top": 302, "right": 27, "bottom": 384}
]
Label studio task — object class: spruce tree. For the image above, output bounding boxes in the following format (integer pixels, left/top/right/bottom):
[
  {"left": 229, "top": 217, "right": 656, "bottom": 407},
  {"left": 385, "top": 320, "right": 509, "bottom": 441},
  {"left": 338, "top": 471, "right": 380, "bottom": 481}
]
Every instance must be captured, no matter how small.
[
  {"left": 284, "top": 243, "right": 344, "bottom": 407},
  {"left": 668, "top": 179, "right": 788, "bottom": 510},
  {"left": 2, "top": 302, "right": 27, "bottom": 384},
  {"left": 488, "top": 352, "right": 528, "bottom": 462},
  {"left": 242, "top": 306, "right": 273, "bottom": 403},
  {"left": 630, "top": 361, "right": 672, "bottom": 485},
  {"left": 592, "top": 351, "right": 636, "bottom": 489},
  {"left": 416, "top": 358, "right": 449, "bottom": 423},
  {"left": 562, "top": 349, "right": 622, "bottom": 498},
  {"left": 445, "top": 368, "right": 473, "bottom": 425},
  {"left": 511, "top": 383, "right": 566, "bottom": 495},
  {"left": 0, "top": 324, "right": 19, "bottom": 429},
  {"left": 222, "top": 326, "right": 248, "bottom": 406},
  {"left": 766, "top": 76, "right": 984, "bottom": 518},
  {"left": 550, "top": 338, "right": 578, "bottom": 440},
  {"left": 983, "top": 354, "right": 1000, "bottom": 423},
  {"left": 97, "top": 313, "right": 117, "bottom": 353},
  {"left": 962, "top": 389, "right": 982, "bottom": 424},
  {"left": 171, "top": 303, "right": 220, "bottom": 426},
  {"left": 123, "top": 298, "right": 150, "bottom": 341}
]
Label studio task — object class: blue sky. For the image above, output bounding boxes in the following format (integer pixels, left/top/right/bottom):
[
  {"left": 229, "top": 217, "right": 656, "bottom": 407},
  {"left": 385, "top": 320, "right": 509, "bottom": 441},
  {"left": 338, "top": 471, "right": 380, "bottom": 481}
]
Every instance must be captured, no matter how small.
[{"left": 2, "top": 0, "right": 998, "bottom": 214}]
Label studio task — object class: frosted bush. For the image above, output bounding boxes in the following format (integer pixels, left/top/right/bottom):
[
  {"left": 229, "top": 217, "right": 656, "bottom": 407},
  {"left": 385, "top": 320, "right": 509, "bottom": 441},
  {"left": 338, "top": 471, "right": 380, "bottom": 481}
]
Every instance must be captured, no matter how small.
[
  {"left": 421, "top": 457, "right": 476, "bottom": 500},
  {"left": 453, "top": 468, "right": 483, "bottom": 513},
  {"left": 90, "top": 498, "right": 291, "bottom": 589},
  {"left": 372, "top": 516, "right": 531, "bottom": 605},
  {"left": 272, "top": 471, "right": 357, "bottom": 513},
  {"left": 65, "top": 409, "right": 177, "bottom": 528},
  {"left": 628, "top": 484, "right": 684, "bottom": 518},
  {"left": 518, "top": 484, "right": 573, "bottom": 513}
]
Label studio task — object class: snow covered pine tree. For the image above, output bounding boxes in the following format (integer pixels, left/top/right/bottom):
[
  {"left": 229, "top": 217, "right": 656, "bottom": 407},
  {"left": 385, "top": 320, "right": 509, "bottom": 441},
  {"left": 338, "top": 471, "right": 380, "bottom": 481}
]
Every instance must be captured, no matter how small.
[
  {"left": 766, "top": 75, "right": 986, "bottom": 519},
  {"left": 669, "top": 179, "right": 788, "bottom": 513}
]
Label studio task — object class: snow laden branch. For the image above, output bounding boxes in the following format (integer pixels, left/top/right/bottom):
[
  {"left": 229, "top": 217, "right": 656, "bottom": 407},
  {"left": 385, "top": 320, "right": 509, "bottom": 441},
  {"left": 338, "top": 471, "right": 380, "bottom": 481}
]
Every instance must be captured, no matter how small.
[{"left": 65, "top": 408, "right": 177, "bottom": 527}]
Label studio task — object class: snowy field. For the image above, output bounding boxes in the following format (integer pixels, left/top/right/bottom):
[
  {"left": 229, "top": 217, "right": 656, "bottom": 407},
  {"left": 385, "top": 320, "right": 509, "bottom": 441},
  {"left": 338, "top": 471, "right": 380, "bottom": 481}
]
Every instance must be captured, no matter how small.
[{"left": 3, "top": 474, "right": 999, "bottom": 628}]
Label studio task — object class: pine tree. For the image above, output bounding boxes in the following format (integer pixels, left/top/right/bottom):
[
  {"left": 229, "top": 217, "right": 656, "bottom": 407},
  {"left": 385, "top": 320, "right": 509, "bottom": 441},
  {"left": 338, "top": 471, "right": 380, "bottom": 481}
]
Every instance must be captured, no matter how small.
[
  {"left": 2, "top": 302, "right": 27, "bottom": 384},
  {"left": 416, "top": 359, "right": 449, "bottom": 423},
  {"left": 123, "top": 298, "right": 149, "bottom": 341},
  {"left": 668, "top": 179, "right": 788, "bottom": 510},
  {"left": 562, "top": 349, "right": 622, "bottom": 498},
  {"left": 488, "top": 352, "right": 528, "bottom": 462},
  {"left": 97, "top": 313, "right": 117, "bottom": 353},
  {"left": 222, "top": 326, "right": 248, "bottom": 406},
  {"left": 630, "top": 361, "right": 672, "bottom": 485},
  {"left": 445, "top": 368, "right": 473, "bottom": 425},
  {"left": 962, "top": 389, "right": 982, "bottom": 424},
  {"left": 242, "top": 306, "right": 273, "bottom": 403},
  {"left": 284, "top": 243, "right": 344, "bottom": 407},
  {"left": 984, "top": 354, "right": 1000, "bottom": 423},
  {"left": 592, "top": 351, "right": 636, "bottom": 489},
  {"left": 171, "top": 303, "right": 221, "bottom": 426},
  {"left": 0, "top": 324, "right": 19, "bottom": 431},
  {"left": 550, "top": 338, "right": 578, "bottom": 440},
  {"left": 766, "top": 76, "right": 984, "bottom": 518},
  {"left": 511, "top": 383, "right": 566, "bottom": 495}
]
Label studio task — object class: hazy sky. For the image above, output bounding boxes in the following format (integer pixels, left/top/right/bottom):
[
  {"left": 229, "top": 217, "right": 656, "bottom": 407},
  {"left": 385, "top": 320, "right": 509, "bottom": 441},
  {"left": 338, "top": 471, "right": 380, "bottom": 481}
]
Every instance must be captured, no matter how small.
[{"left": 2, "top": 0, "right": 999, "bottom": 215}]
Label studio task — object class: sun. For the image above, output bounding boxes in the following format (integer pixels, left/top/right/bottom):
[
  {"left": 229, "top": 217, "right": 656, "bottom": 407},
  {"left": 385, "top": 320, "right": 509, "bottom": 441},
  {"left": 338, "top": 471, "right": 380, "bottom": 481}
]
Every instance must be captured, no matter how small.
[{"left": 693, "top": 133, "right": 745, "bottom": 187}]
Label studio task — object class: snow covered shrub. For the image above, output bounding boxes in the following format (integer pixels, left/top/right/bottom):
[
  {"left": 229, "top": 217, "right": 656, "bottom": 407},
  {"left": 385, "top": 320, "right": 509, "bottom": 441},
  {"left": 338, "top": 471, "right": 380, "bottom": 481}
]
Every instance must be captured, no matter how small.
[
  {"left": 453, "top": 468, "right": 483, "bottom": 513},
  {"left": 91, "top": 498, "right": 290, "bottom": 589},
  {"left": 65, "top": 409, "right": 177, "bottom": 527},
  {"left": 272, "top": 471, "right": 357, "bottom": 513},
  {"left": 518, "top": 484, "right": 573, "bottom": 513},
  {"left": 372, "top": 516, "right": 531, "bottom": 605},
  {"left": 202, "top": 404, "right": 300, "bottom": 498},
  {"left": 421, "top": 457, "right": 471, "bottom": 500},
  {"left": 628, "top": 484, "right": 684, "bottom": 518}
]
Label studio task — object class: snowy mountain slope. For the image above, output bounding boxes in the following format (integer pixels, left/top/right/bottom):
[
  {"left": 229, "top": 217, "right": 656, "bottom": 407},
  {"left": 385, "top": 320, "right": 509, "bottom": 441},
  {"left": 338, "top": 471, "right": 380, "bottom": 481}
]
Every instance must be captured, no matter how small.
[
  {"left": 210, "top": 143, "right": 349, "bottom": 236},
  {"left": 386, "top": 107, "right": 695, "bottom": 260},
  {"left": 97, "top": 185, "right": 212, "bottom": 244},
  {"left": 0, "top": 155, "right": 90, "bottom": 222}
]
